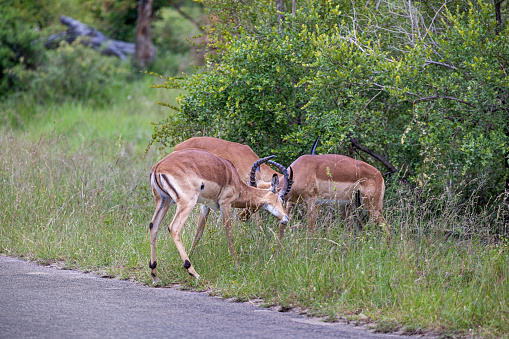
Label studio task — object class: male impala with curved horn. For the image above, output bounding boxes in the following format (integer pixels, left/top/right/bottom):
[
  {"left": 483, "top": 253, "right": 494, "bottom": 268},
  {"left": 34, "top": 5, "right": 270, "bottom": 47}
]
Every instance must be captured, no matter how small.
[
  {"left": 173, "top": 136, "right": 289, "bottom": 251},
  {"left": 174, "top": 137, "right": 280, "bottom": 187},
  {"left": 148, "top": 149, "right": 292, "bottom": 281},
  {"left": 280, "top": 154, "right": 388, "bottom": 239}
]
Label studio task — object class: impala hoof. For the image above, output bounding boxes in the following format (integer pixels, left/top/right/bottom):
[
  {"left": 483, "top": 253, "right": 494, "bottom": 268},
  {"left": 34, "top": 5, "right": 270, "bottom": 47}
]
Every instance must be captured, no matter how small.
[
  {"left": 184, "top": 260, "right": 200, "bottom": 280},
  {"left": 188, "top": 270, "right": 200, "bottom": 280}
]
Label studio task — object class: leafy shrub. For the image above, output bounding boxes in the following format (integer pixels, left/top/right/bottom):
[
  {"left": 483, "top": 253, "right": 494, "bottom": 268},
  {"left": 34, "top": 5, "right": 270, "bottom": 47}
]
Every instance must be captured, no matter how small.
[
  {"left": 153, "top": 0, "right": 509, "bottom": 200},
  {"left": 9, "top": 38, "right": 130, "bottom": 106},
  {"left": 148, "top": 5, "right": 206, "bottom": 76},
  {"left": 0, "top": 6, "right": 45, "bottom": 97}
]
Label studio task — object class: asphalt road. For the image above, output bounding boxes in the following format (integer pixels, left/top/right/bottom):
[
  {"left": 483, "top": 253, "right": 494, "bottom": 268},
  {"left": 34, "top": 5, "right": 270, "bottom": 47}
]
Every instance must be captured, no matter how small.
[{"left": 0, "top": 256, "right": 415, "bottom": 339}]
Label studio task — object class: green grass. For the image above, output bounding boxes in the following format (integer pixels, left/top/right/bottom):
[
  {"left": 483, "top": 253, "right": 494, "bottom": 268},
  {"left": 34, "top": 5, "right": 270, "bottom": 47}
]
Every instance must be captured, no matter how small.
[
  {"left": 2, "top": 76, "right": 176, "bottom": 155},
  {"left": 1, "top": 79, "right": 509, "bottom": 338}
]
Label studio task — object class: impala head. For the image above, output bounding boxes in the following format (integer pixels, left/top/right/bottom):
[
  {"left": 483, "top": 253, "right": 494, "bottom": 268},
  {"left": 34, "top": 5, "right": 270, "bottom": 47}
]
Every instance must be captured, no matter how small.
[
  {"left": 248, "top": 156, "right": 293, "bottom": 225},
  {"left": 249, "top": 157, "right": 293, "bottom": 199}
]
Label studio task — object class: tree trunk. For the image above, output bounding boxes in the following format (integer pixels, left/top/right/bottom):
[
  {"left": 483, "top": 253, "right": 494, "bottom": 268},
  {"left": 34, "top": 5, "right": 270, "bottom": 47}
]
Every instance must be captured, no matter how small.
[{"left": 134, "top": 0, "right": 155, "bottom": 69}]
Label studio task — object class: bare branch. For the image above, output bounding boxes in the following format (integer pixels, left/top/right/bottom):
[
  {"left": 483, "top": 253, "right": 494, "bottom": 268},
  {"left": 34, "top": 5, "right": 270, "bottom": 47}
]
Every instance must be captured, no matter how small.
[
  {"left": 423, "top": 60, "right": 458, "bottom": 70},
  {"left": 372, "top": 82, "right": 477, "bottom": 108},
  {"left": 171, "top": 3, "right": 205, "bottom": 33},
  {"left": 349, "top": 136, "right": 398, "bottom": 174},
  {"left": 413, "top": 95, "right": 477, "bottom": 108}
]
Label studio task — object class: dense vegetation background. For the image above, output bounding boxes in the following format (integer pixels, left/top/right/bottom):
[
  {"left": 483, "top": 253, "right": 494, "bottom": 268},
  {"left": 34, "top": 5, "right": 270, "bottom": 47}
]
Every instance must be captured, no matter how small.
[
  {"left": 154, "top": 0, "right": 509, "bottom": 206},
  {"left": 1, "top": 1, "right": 509, "bottom": 337}
]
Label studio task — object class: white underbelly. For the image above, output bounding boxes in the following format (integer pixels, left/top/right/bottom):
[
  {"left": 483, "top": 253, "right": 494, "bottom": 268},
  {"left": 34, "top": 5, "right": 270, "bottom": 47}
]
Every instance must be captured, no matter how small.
[
  {"left": 315, "top": 198, "right": 351, "bottom": 206},
  {"left": 197, "top": 195, "right": 220, "bottom": 211}
]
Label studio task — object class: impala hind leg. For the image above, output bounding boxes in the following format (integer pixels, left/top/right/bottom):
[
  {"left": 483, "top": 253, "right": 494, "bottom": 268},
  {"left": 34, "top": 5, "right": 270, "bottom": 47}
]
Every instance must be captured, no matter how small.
[
  {"left": 190, "top": 204, "right": 210, "bottom": 254},
  {"left": 169, "top": 201, "right": 201, "bottom": 279},
  {"left": 368, "top": 206, "right": 391, "bottom": 239},
  {"left": 363, "top": 192, "right": 390, "bottom": 239},
  {"left": 149, "top": 194, "right": 171, "bottom": 284},
  {"left": 349, "top": 190, "right": 366, "bottom": 233}
]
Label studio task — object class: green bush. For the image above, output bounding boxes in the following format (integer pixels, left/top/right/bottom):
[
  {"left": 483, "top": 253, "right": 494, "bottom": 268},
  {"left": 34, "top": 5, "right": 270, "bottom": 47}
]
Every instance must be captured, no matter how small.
[
  {"left": 153, "top": 0, "right": 509, "bottom": 200},
  {"left": 9, "top": 39, "right": 130, "bottom": 106},
  {"left": 0, "top": 6, "right": 45, "bottom": 97}
]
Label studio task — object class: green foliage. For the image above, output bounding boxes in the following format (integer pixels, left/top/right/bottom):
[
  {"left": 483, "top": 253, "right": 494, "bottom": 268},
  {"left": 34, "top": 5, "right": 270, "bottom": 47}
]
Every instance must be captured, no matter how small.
[
  {"left": 84, "top": 0, "right": 203, "bottom": 46},
  {"left": 9, "top": 39, "right": 130, "bottom": 106},
  {"left": 152, "top": 5, "right": 202, "bottom": 54},
  {"left": 84, "top": 0, "right": 139, "bottom": 42},
  {"left": 84, "top": 0, "right": 184, "bottom": 42},
  {"left": 0, "top": 6, "right": 45, "bottom": 97},
  {"left": 389, "top": 1, "right": 509, "bottom": 191},
  {"left": 5, "top": 0, "right": 92, "bottom": 27},
  {"left": 154, "top": 0, "right": 509, "bottom": 198},
  {"left": 148, "top": 4, "right": 205, "bottom": 76}
]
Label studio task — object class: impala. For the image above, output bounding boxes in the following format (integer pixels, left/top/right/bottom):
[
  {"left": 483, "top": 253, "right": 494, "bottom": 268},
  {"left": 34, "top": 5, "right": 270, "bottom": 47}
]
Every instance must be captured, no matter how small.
[
  {"left": 173, "top": 136, "right": 289, "bottom": 251},
  {"left": 148, "top": 149, "right": 292, "bottom": 281},
  {"left": 279, "top": 154, "right": 389, "bottom": 238},
  {"left": 173, "top": 137, "right": 280, "bottom": 188}
]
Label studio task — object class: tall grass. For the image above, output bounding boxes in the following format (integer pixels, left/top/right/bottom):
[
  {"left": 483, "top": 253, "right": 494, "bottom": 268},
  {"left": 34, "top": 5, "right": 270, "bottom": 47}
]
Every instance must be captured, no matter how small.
[{"left": 1, "top": 82, "right": 508, "bottom": 337}]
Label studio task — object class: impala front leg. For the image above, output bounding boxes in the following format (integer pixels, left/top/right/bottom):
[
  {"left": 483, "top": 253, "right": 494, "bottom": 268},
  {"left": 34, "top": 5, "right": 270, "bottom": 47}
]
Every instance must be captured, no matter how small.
[
  {"left": 221, "top": 206, "right": 238, "bottom": 266},
  {"left": 306, "top": 198, "right": 317, "bottom": 234},
  {"left": 190, "top": 204, "right": 210, "bottom": 254}
]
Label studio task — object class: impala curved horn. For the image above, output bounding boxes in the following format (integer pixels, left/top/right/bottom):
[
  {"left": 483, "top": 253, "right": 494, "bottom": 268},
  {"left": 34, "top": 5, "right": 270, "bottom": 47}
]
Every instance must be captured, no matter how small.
[
  {"left": 267, "top": 160, "right": 293, "bottom": 198},
  {"left": 249, "top": 155, "right": 277, "bottom": 187},
  {"left": 284, "top": 166, "right": 294, "bottom": 196},
  {"left": 310, "top": 136, "right": 320, "bottom": 155}
]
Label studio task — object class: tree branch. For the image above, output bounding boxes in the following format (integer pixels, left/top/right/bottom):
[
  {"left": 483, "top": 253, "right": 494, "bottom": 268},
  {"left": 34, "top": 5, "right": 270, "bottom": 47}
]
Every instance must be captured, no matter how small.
[
  {"left": 349, "top": 136, "right": 398, "bottom": 175},
  {"left": 423, "top": 60, "right": 458, "bottom": 70},
  {"left": 413, "top": 95, "right": 477, "bottom": 108},
  {"left": 372, "top": 82, "right": 477, "bottom": 108},
  {"left": 171, "top": 4, "right": 205, "bottom": 33}
]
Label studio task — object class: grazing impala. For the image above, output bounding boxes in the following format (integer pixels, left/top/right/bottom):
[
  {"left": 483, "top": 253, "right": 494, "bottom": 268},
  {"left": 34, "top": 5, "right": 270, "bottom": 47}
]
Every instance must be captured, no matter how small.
[
  {"left": 174, "top": 136, "right": 289, "bottom": 251},
  {"left": 148, "top": 149, "right": 292, "bottom": 281},
  {"left": 279, "top": 154, "right": 389, "bottom": 239},
  {"left": 174, "top": 137, "right": 280, "bottom": 188}
]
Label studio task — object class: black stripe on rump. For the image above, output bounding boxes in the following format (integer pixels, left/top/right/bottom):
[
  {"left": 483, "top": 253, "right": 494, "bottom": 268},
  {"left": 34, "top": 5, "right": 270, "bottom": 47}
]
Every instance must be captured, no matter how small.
[
  {"left": 152, "top": 163, "right": 168, "bottom": 196},
  {"left": 161, "top": 174, "right": 180, "bottom": 200}
]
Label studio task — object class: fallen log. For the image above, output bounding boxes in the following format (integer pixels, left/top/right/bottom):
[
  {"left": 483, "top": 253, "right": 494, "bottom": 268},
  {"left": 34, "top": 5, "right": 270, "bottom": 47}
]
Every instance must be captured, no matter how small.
[{"left": 44, "top": 16, "right": 136, "bottom": 60}]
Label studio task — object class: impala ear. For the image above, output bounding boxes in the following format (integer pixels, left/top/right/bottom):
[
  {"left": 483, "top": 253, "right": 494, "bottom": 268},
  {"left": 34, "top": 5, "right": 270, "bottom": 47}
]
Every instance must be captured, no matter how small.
[{"left": 270, "top": 174, "right": 279, "bottom": 194}]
